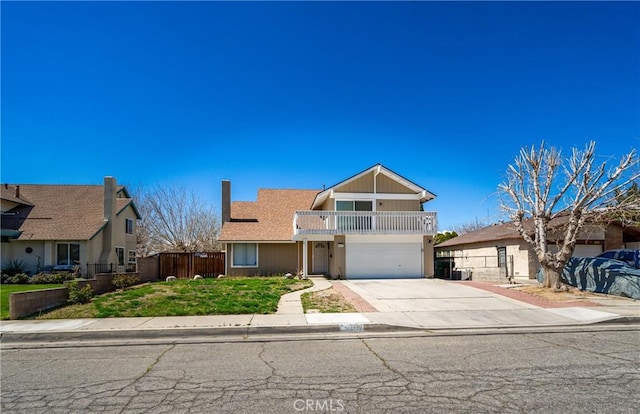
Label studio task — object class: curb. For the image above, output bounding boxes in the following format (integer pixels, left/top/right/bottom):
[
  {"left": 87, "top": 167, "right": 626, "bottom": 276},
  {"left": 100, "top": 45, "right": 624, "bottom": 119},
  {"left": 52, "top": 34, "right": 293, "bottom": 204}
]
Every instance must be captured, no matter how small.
[
  {"left": 2, "top": 317, "right": 638, "bottom": 346},
  {"left": 0, "top": 323, "right": 421, "bottom": 344}
]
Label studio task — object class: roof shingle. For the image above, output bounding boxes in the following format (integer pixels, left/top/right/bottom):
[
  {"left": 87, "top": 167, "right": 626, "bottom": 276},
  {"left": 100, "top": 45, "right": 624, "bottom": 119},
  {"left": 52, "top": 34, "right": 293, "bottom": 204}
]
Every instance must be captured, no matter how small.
[
  {"left": 1, "top": 184, "right": 137, "bottom": 241},
  {"left": 219, "top": 189, "right": 319, "bottom": 242}
]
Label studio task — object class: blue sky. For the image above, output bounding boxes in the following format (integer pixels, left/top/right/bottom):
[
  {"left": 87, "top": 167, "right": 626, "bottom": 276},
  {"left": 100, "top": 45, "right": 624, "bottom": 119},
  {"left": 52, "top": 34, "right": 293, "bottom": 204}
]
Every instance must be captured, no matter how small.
[{"left": 2, "top": 1, "right": 638, "bottom": 230}]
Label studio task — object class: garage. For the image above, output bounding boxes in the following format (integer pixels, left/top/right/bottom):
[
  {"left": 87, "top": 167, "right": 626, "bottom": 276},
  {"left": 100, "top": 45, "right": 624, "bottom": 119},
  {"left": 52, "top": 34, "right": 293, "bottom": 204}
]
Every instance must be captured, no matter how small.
[{"left": 345, "top": 237, "right": 423, "bottom": 279}]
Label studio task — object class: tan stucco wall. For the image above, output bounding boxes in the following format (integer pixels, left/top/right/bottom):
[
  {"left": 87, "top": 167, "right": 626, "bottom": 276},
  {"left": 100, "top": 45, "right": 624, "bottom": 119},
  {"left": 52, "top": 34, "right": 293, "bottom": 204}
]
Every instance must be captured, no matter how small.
[
  {"left": 2, "top": 240, "right": 92, "bottom": 275},
  {"left": 423, "top": 235, "right": 434, "bottom": 277},
  {"left": 1, "top": 241, "right": 45, "bottom": 274},
  {"left": 337, "top": 171, "right": 374, "bottom": 193},
  {"left": 376, "top": 174, "right": 415, "bottom": 194},
  {"left": 114, "top": 205, "right": 138, "bottom": 266},
  {"left": 226, "top": 242, "right": 298, "bottom": 276},
  {"left": 435, "top": 239, "right": 534, "bottom": 280},
  {"left": 329, "top": 235, "right": 346, "bottom": 279}
]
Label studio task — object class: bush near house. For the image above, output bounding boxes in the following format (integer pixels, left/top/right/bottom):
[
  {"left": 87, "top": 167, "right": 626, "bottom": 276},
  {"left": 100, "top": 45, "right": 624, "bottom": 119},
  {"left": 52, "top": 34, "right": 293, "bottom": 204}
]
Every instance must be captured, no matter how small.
[
  {"left": 112, "top": 274, "right": 140, "bottom": 290},
  {"left": 67, "top": 281, "right": 94, "bottom": 305},
  {"left": 1, "top": 260, "right": 27, "bottom": 277},
  {"left": 1, "top": 272, "right": 75, "bottom": 285}
]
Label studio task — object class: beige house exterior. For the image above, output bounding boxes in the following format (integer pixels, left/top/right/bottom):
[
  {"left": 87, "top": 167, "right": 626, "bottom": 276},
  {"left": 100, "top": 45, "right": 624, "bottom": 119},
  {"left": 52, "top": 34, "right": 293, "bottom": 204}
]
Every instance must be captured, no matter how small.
[
  {"left": 434, "top": 219, "right": 640, "bottom": 282},
  {"left": 1, "top": 177, "right": 140, "bottom": 277},
  {"left": 219, "top": 164, "right": 438, "bottom": 279}
]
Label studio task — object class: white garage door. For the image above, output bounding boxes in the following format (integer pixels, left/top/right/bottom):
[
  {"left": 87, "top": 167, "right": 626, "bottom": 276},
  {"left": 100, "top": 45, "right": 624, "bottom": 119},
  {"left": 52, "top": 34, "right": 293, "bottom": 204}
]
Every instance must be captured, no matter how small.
[{"left": 346, "top": 242, "right": 423, "bottom": 279}]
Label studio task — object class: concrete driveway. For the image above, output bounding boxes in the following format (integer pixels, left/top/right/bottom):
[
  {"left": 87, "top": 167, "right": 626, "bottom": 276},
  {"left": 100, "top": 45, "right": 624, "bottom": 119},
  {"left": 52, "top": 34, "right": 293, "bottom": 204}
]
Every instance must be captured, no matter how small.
[
  {"left": 343, "top": 278, "right": 535, "bottom": 312},
  {"left": 338, "top": 278, "right": 621, "bottom": 328}
]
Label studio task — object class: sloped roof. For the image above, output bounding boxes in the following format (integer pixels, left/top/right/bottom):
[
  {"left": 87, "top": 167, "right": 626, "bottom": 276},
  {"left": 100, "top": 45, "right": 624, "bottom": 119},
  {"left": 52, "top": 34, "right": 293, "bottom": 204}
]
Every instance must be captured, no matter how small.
[
  {"left": 219, "top": 189, "right": 320, "bottom": 242},
  {"left": 311, "top": 164, "right": 436, "bottom": 209},
  {"left": 0, "top": 184, "right": 139, "bottom": 241},
  {"left": 436, "top": 216, "right": 640, "bottom": 248},
  {"left": 435, "top": 222, "right": 521, "bottom": 248},
  {"left": 1, "top": 185, "right": 33, "bottom": 206}
]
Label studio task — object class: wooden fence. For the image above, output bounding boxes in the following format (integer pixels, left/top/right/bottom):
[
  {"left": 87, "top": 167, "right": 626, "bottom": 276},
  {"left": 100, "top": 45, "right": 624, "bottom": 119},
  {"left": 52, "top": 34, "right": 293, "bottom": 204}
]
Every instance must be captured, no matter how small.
[{"left": 159, "top": 252, "right": 225, "bottom": 279}]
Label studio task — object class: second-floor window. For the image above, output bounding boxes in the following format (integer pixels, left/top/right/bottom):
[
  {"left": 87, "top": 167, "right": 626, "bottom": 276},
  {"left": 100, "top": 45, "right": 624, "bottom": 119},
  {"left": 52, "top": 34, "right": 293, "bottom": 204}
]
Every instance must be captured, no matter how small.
[
  {"left": 125, "top": 218, "right": 134, "bottom": 235},
  {"left": 336, "top": 200, "right": 373, "bottom": 230}
]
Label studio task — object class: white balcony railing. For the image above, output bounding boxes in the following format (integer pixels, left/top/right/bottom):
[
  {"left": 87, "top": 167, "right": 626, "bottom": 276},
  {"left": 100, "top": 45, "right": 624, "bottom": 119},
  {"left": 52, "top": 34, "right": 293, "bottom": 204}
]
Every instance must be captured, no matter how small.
[{"left": 293, "top": 211, "right": 437, "bottom": 236}]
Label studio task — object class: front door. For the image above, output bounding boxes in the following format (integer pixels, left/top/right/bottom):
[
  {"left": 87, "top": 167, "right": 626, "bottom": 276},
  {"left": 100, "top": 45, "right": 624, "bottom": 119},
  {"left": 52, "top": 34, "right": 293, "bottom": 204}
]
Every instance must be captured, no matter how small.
[{"left": 313, "top": 242, "right": 329, "bottom": 274}]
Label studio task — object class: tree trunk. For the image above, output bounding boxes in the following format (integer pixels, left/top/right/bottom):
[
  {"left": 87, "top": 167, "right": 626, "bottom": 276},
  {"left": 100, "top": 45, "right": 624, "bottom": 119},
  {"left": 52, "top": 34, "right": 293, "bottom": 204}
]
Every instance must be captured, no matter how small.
[{"left": 542, "top": 266, "right": 564, "bottom": 290}]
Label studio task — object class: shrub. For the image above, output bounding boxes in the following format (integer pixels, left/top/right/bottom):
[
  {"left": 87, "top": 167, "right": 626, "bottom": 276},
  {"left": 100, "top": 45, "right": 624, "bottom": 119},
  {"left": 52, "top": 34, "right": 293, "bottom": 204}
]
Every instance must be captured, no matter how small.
[
  {"left": 1, "top": 260, "right": 27, "bottom": 277},
  {"left": 67, "top": 281, "right": 94, "bottom": 304},
  {"left": 30, "top": 272, "right": 75, "bottom": 284},
  {"left": 112, "top": 274, "right": 140, "bottom": 290},
  {"left": 7, "top": 273, "right": 30, "bottom": 284}
]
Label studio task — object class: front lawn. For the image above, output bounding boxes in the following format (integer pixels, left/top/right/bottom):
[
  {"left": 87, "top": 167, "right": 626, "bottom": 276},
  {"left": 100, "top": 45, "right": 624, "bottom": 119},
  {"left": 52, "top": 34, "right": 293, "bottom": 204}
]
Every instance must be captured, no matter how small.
[
  {"left": 37, "top": 277, "right": 312, "bottom": 319},
  {"left": 1, "top": 284, "right": 64, "bottom": 319}
]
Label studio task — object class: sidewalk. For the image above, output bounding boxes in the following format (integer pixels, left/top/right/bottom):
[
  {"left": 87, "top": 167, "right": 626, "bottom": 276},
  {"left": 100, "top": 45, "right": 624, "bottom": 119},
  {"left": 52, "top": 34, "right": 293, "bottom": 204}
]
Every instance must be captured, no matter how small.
[{"left": 1, "top": 277, "right": 638, "bottom": 343}]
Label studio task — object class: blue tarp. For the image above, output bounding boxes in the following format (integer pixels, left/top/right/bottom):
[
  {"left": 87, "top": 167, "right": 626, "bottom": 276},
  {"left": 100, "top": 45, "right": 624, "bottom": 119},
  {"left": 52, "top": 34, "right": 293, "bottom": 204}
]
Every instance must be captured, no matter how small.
[{"left": 536, "top": 257, "right": 640, "bottom": 300}]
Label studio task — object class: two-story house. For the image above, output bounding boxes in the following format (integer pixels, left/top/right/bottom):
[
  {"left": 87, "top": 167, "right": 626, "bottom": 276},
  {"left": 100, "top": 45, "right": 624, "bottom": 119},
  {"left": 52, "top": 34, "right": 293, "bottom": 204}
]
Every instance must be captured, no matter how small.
[
  {"left": 1, "top": 177, "right": 141, "bottom": 277},
  {"left": 219, "top": 164, "right": 438, "bottom": 279}
]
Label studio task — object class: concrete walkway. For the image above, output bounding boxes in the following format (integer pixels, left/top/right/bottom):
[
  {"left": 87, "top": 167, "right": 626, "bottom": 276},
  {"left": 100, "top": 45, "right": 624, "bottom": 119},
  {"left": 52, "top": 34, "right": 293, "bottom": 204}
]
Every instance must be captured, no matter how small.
[
  {"left": 1, "top": 277, "right": 637, "bottom": 342},
  {"left": 276, "top": 276, "right": 331, "bottom": 314}
]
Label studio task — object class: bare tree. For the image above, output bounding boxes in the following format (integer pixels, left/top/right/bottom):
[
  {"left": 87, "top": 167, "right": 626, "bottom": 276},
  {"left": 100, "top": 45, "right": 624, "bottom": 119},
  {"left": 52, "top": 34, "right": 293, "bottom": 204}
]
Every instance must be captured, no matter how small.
[
  {"left": 452, "top": 217, "right": 489, "bottom": 235},
  {"left": 134, "top": 184, "right": 220, "bottom": 256},
  {"left": 498, "top": 141, "right": 639, "bottom": 290}
]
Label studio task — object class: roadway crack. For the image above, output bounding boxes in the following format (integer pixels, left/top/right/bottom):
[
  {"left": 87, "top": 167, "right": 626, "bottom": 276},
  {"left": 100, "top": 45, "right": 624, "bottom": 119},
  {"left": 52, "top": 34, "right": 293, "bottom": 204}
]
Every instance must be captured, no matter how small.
[{"left": 117, "top": 343, "right": 176, "bottom": 413}]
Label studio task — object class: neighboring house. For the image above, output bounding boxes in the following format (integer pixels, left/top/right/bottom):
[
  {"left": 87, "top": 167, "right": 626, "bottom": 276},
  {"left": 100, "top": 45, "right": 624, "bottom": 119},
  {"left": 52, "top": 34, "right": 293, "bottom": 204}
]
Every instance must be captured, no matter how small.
[
  {"left": 434, "top": 218, "right": 640, "bottom": 281},
  {"left": 0, "top": 177, "right": 141, "bottom": 277},
  {"left": 219, "top": 164, "right": 438, "bottom": 279}
]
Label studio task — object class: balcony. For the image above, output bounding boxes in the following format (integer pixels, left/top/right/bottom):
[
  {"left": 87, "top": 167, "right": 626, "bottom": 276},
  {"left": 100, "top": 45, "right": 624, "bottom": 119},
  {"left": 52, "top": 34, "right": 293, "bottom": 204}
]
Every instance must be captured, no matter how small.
[{"left": 293, "top": 210, "right": 437, "bottom": 238}]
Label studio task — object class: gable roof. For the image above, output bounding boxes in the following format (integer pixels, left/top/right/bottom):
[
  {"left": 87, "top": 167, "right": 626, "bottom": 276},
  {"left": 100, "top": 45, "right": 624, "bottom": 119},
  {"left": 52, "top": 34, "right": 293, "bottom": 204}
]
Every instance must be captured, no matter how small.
[
  {"left": 435, "top": 222, "right": 521, "bottom": 248},
  {"left": 219, "top": 189, "right": 320, "bottom": 242},
  {"left": 435, "top": 217, "right": 640, "bottom": 248},
  {"left": 311, "top": 164, "right": 436, "bottom": 209},
  {"left": 1, "top": 185, "right": 33, "bottom": 207},
  {"left": 1, "top": 183, "right": 139, "bottom": 241}
]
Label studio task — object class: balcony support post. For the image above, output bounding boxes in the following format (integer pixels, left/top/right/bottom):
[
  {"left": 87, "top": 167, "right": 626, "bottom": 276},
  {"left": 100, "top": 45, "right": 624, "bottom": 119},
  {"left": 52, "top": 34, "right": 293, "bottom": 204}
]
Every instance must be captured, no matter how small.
[{"left": 302, "top": 239, "right": 308, "bottom": 279}]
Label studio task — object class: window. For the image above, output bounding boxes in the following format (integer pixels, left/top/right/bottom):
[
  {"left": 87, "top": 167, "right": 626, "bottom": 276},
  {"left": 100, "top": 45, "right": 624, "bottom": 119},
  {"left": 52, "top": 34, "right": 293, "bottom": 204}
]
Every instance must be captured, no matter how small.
[
  {"left": 232, "top": 243, "right": 258, "bottom": 267},
  {"left": 128, "top": 250, "right": 137, "bottom": 264},
  {"left": 336, "top": 200, "right": 373, "bottom": 212},
  {"left": 116, "top": 247, "right": 125, "bottom": 266},
  {"left": 336, "top": 200, "right": 373, "bottom": 230},
  {"left": 125, "top": 218, "right": 134, "bottom": 235},
  {"left": 497, "top": 247, "right": 507, "bottom": 268},
  {"left": 57, "top": 243, "right": 80, "bottom": 266}
]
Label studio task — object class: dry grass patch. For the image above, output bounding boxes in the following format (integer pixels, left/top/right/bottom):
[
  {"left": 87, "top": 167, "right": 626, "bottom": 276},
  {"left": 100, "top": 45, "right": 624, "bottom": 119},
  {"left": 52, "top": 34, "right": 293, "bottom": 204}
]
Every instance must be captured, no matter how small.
[
  {"left": 513, "top": 285, "right": 604, "bottom": 302},
  {"left": 302, "top": 288, "right": 357, "bottom": 313}
]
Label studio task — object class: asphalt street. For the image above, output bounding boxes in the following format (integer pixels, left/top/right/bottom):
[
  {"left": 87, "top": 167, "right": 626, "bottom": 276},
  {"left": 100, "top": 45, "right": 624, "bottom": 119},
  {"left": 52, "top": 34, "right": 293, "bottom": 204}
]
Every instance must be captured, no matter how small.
[{"left": 1, "top": 328, "right": 639, "bottom": 413}]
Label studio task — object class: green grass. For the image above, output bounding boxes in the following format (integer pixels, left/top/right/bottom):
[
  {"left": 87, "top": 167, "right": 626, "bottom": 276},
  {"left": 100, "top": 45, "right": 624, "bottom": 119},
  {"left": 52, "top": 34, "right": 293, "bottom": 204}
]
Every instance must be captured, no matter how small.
[
  {"left": 1, "top": 284, "right": 63, "bottom": 319},
  {"left": 38, "top": 277, "right": 313, "bottom": 319}
]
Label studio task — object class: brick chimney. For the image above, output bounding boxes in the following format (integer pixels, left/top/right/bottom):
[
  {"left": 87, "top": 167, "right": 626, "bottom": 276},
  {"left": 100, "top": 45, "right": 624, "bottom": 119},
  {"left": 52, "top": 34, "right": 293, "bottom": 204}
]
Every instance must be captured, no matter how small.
[
  {"left": 222, "top": 180, "right": 231, "bottom": 223},
  {"left": 100, "top": 177, "right": 117, "bottom": 263}
]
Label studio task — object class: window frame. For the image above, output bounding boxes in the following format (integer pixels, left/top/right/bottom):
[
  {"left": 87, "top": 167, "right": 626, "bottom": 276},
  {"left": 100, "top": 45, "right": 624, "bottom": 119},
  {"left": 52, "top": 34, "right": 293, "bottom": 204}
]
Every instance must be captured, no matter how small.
[
  {"left": 231, "top": 243, "right": 259, "bottom": 268},
  {"left": 115, "top": 246, "right": 125, "bottom": 266},
  {"left": 56, "top": 242, "right": 80, "bottom": 266},
  {"left": 125, "top": 218, "right": 134, "bottom": 235}
]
